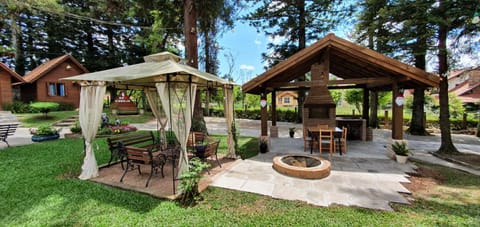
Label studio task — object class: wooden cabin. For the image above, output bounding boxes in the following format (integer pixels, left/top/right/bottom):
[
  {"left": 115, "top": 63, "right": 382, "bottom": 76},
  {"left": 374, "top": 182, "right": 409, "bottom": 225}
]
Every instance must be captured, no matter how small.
[
  {"left": 0, "top": 63, "right": 24, "bottom": 110},
  {"left": 276, "top": 91, "right": 298, "bottom": 108},
  {"left": 21, "top": 55, "right": 88, "bottom": 108}
]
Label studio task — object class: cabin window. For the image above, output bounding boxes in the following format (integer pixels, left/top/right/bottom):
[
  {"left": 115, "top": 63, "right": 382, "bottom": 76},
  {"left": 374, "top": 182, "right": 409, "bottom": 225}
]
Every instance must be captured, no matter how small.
[
  {"left": 277, "top": 97, "right": 282, "bottom": 104},
  {"left": 284, "top": 97, "right": 290, "bottom": 104},
  {"left": 48, "top": 82, "right": 66, "bottom": 97}
]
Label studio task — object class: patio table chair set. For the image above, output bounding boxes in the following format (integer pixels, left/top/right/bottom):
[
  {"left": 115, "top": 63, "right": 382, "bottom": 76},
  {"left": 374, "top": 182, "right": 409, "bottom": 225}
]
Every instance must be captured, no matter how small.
[
  {"left": 304, "top": 125, "right": 347, "bottom": 156},
  {"left": 110, "top": 131, "right": 222, "bottom": 188}
]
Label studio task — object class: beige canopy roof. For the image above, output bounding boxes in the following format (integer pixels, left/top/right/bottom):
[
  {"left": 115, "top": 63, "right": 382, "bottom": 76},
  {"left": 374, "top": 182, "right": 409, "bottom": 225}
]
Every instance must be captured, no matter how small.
[{"left": 63, "top": 52, "right": 232, "bottom": 88}]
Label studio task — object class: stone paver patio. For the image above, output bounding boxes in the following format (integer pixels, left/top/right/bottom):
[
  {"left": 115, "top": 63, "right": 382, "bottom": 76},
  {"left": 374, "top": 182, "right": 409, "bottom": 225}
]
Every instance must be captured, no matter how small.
[{"left": 211, "top": 134, "right": 416, "bottom": 211}]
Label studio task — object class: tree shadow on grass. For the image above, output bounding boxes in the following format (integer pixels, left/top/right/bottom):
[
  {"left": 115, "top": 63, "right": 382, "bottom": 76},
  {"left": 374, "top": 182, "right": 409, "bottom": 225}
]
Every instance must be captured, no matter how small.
[{"left": 0, "top": 138, "right": 169, "bottom": 225}]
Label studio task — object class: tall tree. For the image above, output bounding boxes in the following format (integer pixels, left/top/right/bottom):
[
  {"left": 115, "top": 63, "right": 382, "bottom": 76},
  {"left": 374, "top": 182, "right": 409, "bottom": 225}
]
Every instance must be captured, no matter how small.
[{"left": 246, "top": 0, "right": 352, "bottom": 122}]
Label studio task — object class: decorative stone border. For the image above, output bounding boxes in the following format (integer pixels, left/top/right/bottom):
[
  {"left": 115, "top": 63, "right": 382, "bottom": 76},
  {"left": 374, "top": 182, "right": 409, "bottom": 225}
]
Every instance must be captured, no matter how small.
[{"left": 272, "top": 154, "right": 331, "bottom": 179}]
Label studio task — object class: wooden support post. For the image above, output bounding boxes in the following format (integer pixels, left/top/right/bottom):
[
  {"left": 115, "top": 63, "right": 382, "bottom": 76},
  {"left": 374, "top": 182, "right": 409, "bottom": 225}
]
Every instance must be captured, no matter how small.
[
  {"left": 271, "top": 90, "right": 277, "bottom": 126},
  {"left": 392, "top": 83, "right": 403, "bottom": 140},
  {"left": 362, "top": 88, "right": 369, "bottom": 126},
  {"left": 462, "top": 113, "right": 467, "bottom": 129},
  {"left": 423, "top": 111, "right": 427, "bottom": 128},
  {"left": 384, "top": 110, "right": 389, "bottom": 128},
  {"left": 260, "top": 92, "right": 268, "bottom": 136},
  {"left": 369, "top": 90, "right": 379, "bottom": 128},
  {"left": 270, "top": 90, "right": 278, "bottom": 137}
]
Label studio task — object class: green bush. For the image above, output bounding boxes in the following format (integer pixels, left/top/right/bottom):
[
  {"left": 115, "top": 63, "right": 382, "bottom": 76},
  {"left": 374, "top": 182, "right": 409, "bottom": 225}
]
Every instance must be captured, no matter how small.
[
  {"left": 2, "top": 101, "right": 31, "bottom": 113},
  {"left": 97, "top": 127, "right": 113, "bottom": 135},
  {"left": 57, "top": 102, "right": 76, "bottom": 111},
  {"left": 166, "top": 130, "right": 178, "bottom": 144},
  {"left": 30, "top": 102, "right": 60, "bottom": 118},
  {"left": 35, "top": 125, "right": 58, "bottom": 136},
  {"left": 178, "top": 157, "right": 210, "bottom": 206},
  {"left": 70, "top": 121, "right": 82, "bottom": 134}
]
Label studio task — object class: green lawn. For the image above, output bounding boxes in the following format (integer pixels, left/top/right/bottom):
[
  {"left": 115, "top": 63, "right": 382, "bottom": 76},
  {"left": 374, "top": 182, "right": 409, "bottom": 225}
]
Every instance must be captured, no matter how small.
[
  {"left": 0, "top": 138, "right": 479, "bottom": 225},
  {"left": 15, "top": 111, "right": 78, "bottom": 127},
  {"left": 16, "top": 110, "right": 155, "bottom": 128}
]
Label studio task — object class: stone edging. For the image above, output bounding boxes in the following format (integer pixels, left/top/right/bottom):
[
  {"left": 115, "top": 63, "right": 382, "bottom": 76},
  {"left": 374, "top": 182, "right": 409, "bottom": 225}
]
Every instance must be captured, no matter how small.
[{"left": 430, "top": 151, "right": 480, "bottom": 171}]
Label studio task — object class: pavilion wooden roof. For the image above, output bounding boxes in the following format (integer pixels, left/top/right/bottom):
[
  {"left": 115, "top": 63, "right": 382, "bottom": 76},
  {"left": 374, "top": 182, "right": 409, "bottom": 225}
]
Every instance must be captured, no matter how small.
[{"left": 242, "top": 33, "right": 440, "bottom": 94}]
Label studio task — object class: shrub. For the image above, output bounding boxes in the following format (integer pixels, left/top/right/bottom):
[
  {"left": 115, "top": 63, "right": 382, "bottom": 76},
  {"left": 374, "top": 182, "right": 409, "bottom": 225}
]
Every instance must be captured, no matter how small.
[
  {"left": 166, "top": 130, "right": 178, "bottom": 145},
  {"left": 30, "top": 102, "right": 59, "bottom": 118},
  {"left": 178, "top": 157, "right": 210, "bottom": 206},
  {"left": 97, "top": 127, "right": 113, "bottom": 135},
  {"left": 3, "top": 101, "right": 31, "bottom": 113},
  {"left": 70, "top": 121, "right": 82, "bottom": 134},
  {"left": 57, "top": 102, "right": 76, "bottom": 111},
  {"left": 34, "top": 125, "right": 58, "bottom": 136}
]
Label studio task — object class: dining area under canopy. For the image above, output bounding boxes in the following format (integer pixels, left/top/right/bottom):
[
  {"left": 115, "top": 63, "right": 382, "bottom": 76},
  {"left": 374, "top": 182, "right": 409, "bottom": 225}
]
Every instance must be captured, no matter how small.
[{"left": 63, "top": 52, "right": 235, "bottom": 194}]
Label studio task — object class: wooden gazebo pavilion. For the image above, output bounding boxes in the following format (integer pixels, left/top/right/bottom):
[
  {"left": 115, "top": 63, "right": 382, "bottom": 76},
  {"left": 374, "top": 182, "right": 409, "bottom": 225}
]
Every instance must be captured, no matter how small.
[{"left": 242, "top": 33, "right": 440, "bottom": 140}]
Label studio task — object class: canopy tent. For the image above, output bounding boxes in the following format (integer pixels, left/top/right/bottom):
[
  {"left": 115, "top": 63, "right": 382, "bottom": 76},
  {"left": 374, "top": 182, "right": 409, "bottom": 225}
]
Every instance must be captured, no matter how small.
[{"left": 63, "top": 52, "right": 235, "bottom": 193}]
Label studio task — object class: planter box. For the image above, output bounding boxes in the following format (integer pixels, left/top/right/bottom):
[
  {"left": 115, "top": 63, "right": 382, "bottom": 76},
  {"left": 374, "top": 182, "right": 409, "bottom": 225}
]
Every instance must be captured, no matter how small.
[{"left": 32, "top": 134, "right": 60, "bottom": 142}]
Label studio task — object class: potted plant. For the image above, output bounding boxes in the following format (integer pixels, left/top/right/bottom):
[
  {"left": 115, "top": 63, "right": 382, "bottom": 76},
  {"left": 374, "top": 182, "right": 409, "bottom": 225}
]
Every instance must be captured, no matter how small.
[
  {"left": 259, "top": 137, "right": 268, "bottom": 153},
  {"left": 392, "top": 141, "right": 409, "bottom": 164},
  {"left": 65, "top": 121, "right": 82, "bottom": 138},
  {"left": 31, "top": 125, "right": 60, "bottom": 142},
  {"left": 289, "top": 127, "right": 296, "bottom": 138}
]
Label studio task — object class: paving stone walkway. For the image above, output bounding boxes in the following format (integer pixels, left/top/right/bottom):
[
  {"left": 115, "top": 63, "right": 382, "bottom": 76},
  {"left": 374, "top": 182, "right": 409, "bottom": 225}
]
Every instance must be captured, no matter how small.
[{"left": 210, "top": 136, "right": 415, "bottom": 211}]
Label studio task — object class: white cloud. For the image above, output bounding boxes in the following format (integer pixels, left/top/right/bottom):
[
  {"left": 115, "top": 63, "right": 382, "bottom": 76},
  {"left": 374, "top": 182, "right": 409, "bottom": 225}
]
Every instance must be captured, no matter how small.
[
  {"left": 254, "top": 39, "right": 261, "bottom": 46},
  {"left": 240, "top": 64, "right": 255, "bottom": 71},
  {"left": 267, "top": 35, "right": 286, "bottom": 45}
]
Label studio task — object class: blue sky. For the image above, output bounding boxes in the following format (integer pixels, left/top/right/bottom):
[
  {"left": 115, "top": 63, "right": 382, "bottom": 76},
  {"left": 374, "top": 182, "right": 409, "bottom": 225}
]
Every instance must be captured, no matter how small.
[
  {"left": 216, "top": 22, "right": 268, "bottom": 85},
  {"left": 214, "top": 10, "right": 480, "bottom": 84},
  {"left": 215, "top": 21, "right": 353, "bottom": 85}
]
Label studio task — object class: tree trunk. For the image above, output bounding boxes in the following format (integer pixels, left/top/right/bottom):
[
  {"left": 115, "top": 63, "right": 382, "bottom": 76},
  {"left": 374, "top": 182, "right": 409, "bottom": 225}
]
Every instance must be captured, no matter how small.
[
  {"left": 11, "top": 14, "right": 25, "bottom": 75},
  {"left": 408, "top": 25, "right": 428, "bottom": 135},
  {"left": 436, "top": 5, "right": 458, "bottom": 154},
  {"left": 369, "top": 91, "right": 378, "bottom": 128},
  {"left": 408, "top": 88, "right": 428, "bottom": 135},
  {"left": 184, "top": 0, "right": 206, "bottom": 132},
  {"left": 295, "top": 0, "right": 306, "bottom": 124}
]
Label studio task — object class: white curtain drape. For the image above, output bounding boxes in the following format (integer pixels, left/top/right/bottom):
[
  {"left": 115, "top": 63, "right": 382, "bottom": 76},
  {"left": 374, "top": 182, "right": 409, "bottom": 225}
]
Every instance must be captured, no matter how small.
[
  {"left": 78, "top": 81, "right": 106, "bottom": 180},
  {"left": 223, "top": 85, "right": 235, "bottom": 158},
  {"left": 145, "top": 88, "right": 168, "bottom": 146},
  {"left": 156, "top": 80, "right": 197, "bottom": 177}
]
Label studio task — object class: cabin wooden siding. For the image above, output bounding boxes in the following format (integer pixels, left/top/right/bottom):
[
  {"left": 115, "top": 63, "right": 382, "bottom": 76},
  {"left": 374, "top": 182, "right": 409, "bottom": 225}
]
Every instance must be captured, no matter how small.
[
  {"left": 32, "top": 61, "right": 81, "bottom": 107},
  {"left": 0, "top": 70, "right": 13, "bottom": 110},
  {"left": 276, "top": 91, "right": 298, "bottom": 107}
]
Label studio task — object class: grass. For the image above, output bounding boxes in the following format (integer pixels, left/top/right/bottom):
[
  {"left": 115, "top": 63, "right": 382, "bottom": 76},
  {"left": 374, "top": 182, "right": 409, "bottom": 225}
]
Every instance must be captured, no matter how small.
[
  {"left": 1, "top": 138, "right": 479, "bottom": 226},
  {"left": 15, "top": 111, "right": 78, "bottom": 127},
  {"left": 15, "top": 110, "right": 155, "bottom": 128},
  {"left": 210, "top": 134, "right": 259, "bottom": 159}
]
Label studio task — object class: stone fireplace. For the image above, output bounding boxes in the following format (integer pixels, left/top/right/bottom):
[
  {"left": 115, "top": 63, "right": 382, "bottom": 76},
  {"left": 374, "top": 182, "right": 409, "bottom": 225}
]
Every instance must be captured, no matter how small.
[{"left": 303, "top": 62, "right": 336, "bottom": 128}]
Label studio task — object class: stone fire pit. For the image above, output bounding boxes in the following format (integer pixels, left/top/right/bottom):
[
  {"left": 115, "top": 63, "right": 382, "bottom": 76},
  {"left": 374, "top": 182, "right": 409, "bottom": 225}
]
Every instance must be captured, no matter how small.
[{"left": 272, "top": 155, "right": 330, "bottom": 179}]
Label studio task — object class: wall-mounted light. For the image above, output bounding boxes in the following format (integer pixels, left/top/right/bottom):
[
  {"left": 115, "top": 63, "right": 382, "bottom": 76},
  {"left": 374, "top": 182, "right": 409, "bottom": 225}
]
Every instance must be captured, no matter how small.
[{"left": 66, "top": 64, "right": 72, "bottom": 70}]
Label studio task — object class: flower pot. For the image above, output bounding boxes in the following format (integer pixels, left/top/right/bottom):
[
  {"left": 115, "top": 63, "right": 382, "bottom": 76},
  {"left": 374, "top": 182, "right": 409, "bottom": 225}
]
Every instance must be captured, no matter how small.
[
  {"left": 289, "top": 131, "right": 295, "bottom": 138},
  {"left": 32, "top": 134, "right": 60, "bottom": 142},
  {"left": 396, "top": 154, "right": 408, "bottom": 164},
  {"left": 259, "top": 143, "right": 268, "bottom": 153}
]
